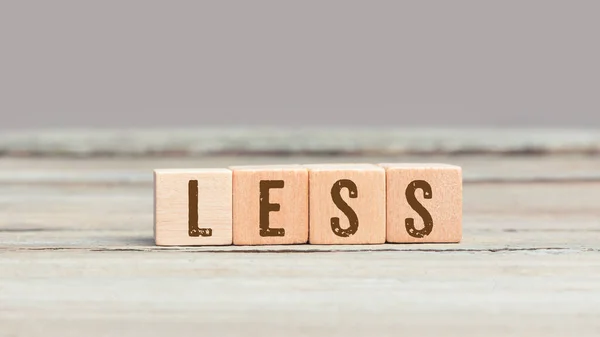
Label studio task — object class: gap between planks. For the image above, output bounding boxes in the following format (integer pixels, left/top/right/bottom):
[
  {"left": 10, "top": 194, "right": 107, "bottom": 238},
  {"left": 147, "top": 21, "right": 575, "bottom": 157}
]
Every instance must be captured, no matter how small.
[{"left": 0, "top": 246, "right": 588, "bottom": 254}]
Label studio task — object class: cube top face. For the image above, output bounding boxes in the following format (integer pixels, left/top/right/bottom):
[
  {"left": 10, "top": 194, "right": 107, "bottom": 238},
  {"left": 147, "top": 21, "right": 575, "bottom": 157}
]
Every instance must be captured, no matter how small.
[
  {"left": 154, "top": 169, "right": 233, "bottom": 246},
  {"left": 154, "top": 168, "right": 233, "bottom": 174},
  {"left": 379, "top": 163, "right": 461, "bottom": 170},
  {"left": 304, "top": 163, "right": 383, "bottom": 171},
  {"left": 229, "top": 164, "right": 305, "bottom": 172},
  {"left": 306, "top": 164, "right": 386, "bottom": 245},
  {"left": 231, "top": 166, "right": 309, "bottom": 245},
  {"left": 380, "top": 164, "right": 462, "bottom": 243}
]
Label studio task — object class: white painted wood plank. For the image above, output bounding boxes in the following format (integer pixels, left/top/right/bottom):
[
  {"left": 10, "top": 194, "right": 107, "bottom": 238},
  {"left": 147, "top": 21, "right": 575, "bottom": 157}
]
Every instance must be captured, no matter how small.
[
  {"left": 1, "top": 250, "right": 599, "bottom": 337},
  {"left": 2, "top": 155, "right": 600, "bottom": 184},
  {"left": 1, "top": 182, "right": 598, "bottom": 250},
  {"left": 0, "top": 155, "right": 598, "bottom": 336},
  {"left": 3, "top": 128, "right": 600, "bottom": 156}
]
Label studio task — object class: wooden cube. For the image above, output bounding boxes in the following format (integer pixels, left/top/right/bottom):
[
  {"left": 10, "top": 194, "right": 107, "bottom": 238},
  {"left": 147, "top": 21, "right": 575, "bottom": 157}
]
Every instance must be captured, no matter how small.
[
  {"left": 305, "top": 164, "right": 386, "bottom": 245},
  {"left": 379, "top": 163, "right": 462, "bottom": 243},
  {"left": 230, "top": 165, "right": 308, "bottom": 245},
  {"left": 154, "top": 169, "right": 232, "bottom": 246}
]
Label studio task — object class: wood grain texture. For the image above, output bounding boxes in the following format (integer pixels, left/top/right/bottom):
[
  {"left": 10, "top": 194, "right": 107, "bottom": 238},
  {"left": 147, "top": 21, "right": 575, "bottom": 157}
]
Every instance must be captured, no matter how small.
[
  {"left": 305, "top": 164, "right": 386, "bottom": 244},
  {"left": 4, "top": 128, "right": 600, "bottom": 156},
  {"left": 230, "top": 165, "right": 308, "bottom": 245},
  {"left": 154, "top": 169, "right": 232, "bottom": 246},
  {"left": 3, "top": 155, "right": 600, "bottom": 185},
  {"left": 380, "top": 163, "right": 462, "bottom": 243},
  {"left": 1, "top": 154, "right": 599, "bottom": 337},
  {"left": 2, "top": 250, "right": 599, "bottom": 337}
]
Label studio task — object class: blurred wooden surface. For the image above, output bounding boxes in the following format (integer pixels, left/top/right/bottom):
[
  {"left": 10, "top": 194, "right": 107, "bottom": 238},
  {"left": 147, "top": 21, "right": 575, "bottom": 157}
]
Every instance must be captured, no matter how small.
[{"left": 1, "top": 129, "right": 599, "bottom": 336}]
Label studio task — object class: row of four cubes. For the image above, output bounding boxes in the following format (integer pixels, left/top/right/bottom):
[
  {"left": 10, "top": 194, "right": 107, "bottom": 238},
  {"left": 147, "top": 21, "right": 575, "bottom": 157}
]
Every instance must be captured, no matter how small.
[{"left": 154, "top": 163, "right": 462, "bottom": 246}]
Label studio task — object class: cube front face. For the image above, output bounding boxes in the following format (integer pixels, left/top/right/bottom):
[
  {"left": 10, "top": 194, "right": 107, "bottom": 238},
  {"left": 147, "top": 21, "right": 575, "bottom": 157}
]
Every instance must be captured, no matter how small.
[
  {"left": 154, "top": 169, "right": 233, "bottom": 246},
  {"left": 153, "top": 163, "right": 462, "bottom": 246},
  {"left": 231, "top": 166, "right": 309, "bottom": 245},
  {"left": 381, "top": 164, "right": 462, "bottom": 243},
  {"left": 307, "top": 164, "right": 386, "bottom": 245}
]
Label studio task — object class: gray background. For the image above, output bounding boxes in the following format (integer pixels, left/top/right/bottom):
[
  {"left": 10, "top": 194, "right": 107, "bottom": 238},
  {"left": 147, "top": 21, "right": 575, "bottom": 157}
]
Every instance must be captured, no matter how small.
[{"left": 1, "top": 0, "right": 598, "bottom": 129}]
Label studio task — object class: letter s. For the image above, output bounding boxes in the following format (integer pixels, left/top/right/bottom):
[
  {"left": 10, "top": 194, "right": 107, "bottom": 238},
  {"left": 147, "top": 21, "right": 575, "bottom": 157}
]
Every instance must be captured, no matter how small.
[
  {"left": 330, "top": 179, "right": 359, "bottom": 237},
  {"left": 405, "top": 180, "right": 433, "bottom": 238}
]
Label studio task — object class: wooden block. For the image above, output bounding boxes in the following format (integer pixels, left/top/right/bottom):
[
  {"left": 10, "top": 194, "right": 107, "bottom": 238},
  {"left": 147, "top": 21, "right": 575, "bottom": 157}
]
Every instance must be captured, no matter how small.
[
  {"left": 230, "top": 165, "right": 308, "bottom": 245},
  {"left": 379, "top": 163, "right": 462, "bottom": 243},
  {"left": 154, "top": 169, "right": 232, "bottom": 246},
  {"left": 305, "top": 164, "right": 386, "bottom": 245}
]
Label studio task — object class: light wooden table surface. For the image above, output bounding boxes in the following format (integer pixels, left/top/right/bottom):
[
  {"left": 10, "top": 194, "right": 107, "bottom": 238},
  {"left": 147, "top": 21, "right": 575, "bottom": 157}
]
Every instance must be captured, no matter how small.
[{"left": 1, "top": 129, "right": 599, "bottom": 336}]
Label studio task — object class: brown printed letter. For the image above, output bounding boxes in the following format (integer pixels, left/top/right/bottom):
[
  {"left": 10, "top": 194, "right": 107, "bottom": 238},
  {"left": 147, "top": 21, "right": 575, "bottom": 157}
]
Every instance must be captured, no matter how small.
[
  {"left": 188, "top": 180, "right": 213, "bottom": 237},
  {"left": 330, "top": 179, "right": 359, "bottom": 237},
  {"left": 259, "top": 180, "right": 286, "bottom": 237},
  {"left": 405, "top": 180, "right": 433, "bottom": 238}
]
